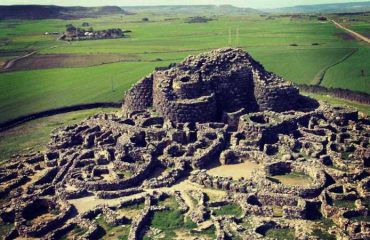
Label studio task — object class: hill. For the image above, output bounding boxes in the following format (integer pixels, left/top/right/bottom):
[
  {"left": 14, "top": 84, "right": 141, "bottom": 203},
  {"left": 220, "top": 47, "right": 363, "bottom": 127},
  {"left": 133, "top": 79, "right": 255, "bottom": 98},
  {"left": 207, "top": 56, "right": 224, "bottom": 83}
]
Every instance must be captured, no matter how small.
[
  {"left": 267, "top": 1, "right": 370, "bottom": 13},
  {"left": 0, "top": 5, "right": 127, "bottom": 20},
  {"left": 123, "top": 5, "right": 261, "bottom": 15}
]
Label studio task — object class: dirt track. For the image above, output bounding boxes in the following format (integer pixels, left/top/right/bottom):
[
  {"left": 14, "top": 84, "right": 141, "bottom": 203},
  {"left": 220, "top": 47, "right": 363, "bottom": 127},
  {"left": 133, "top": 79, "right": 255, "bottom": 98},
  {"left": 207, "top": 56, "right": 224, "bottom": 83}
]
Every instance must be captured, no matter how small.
[
  {"left": 2, "top": 51, "right": 37, "bottom": 70},
  {"left": 332, "top": 20, "right": 370, "bottom": 45}
]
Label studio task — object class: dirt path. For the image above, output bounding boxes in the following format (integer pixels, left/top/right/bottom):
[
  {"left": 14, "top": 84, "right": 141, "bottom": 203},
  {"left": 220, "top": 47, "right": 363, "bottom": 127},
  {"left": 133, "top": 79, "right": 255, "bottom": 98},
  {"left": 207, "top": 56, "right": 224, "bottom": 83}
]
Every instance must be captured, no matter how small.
[
  {"left": 2, "top": 51, "right": 38, "bottom": 70},
  {"left": 1, "top": 45, "right": 59, "bottom": 71},
  {"left": 332, "top": 20, "right": 370, "bottom": 45}
]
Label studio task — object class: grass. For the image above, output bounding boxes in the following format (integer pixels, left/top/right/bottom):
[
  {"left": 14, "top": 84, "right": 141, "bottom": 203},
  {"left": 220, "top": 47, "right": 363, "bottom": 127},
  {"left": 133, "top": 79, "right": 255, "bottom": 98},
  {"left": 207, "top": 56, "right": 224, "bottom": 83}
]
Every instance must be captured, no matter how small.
[
  {"left": 317, "top": 217, "right": 335, "bottom": 229},
  {"left": 272, "top": 206, "right": 284, "bottom": 218},
  {"left": 265, "top": 228, "right": 295, "bottom": 240},
  {"left": 213, "top": 203, "right": 243, "bottom": 217},
  {"left": 312, "top": 229, "right": 336, "bottom": 240},
  {"left": 184, "top": 217, "right": 197, "bottom": 229},
  {"left": 332, "top": 199, "right": 356, "bottom": 209},
  {"left": 0, "top": 61, "right": 169, "bottom": 123},
  {"left": 158, "top": 196, "right": 179, "bottom": 209},
  {"left": 0, "top": 108, "right": 118, "bottom": 162},
  {"left": 95, "top": 216, "right": 130, "bottom": 240},
  {"left": 297, "top": 91, "right": 370, "bottom": 115},
  {"left": 146, "top": 197, "right": 215, "bottom": 239},
  {"left": 349, "top": 215, "right": 370, "bottom": 222},
  {"left": 118, "top": 202, "right": 145, "bottom": 220},
  {"left": 60, "top": 225, "right": 88, "bottom": 240},
  {"left": 0, "top": 221, "right": 13, "bottom": 238},
  {"left": 70, "top": 226, "right": 87, "bottom": 236},
  {"left": 150, "top": 210, "right": 183, "bottom": 237},
  {"left": 311, "top": 217, "right": 336, "bottom": 240},
  {"left": 341, "top": 151, "right": 351, "bottom": 160},
  {"left": 322, "top": 47, "right": 370, "bottom": 94},
  {"left": 0, "top": 14, "right": 369, "bottom": 123},
  {"left": 117, "top": 170, "right": 134, "bottom": 178}
]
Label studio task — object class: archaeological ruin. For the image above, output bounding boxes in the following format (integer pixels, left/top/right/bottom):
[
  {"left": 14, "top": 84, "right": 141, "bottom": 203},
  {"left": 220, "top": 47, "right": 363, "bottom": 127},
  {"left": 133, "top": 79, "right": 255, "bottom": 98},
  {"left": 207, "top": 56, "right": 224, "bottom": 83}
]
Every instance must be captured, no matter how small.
[{"left": 0, "top": 48, "right": 369, "bottom": 239}]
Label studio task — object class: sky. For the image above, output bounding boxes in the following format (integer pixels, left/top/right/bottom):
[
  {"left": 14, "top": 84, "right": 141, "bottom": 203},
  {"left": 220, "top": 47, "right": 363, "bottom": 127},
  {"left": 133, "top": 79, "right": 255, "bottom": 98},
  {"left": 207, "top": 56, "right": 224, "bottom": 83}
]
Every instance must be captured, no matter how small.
[{"left": 0, "top": 0, "right": 367, "bottom": 9}]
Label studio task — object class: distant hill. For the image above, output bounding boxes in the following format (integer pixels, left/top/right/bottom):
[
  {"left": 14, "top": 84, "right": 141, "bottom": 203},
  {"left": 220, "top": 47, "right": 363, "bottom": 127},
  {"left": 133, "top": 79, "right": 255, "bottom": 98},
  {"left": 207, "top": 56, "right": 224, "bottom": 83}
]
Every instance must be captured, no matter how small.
[
  {"left": 0, "top": 5, "right": 127, "bottom": 20},
  {"left": 123, "top": 5, "right": 261, "bottom": 15},
  {"left": 266, "top": 1, "right": 370, "bottom": 13}
]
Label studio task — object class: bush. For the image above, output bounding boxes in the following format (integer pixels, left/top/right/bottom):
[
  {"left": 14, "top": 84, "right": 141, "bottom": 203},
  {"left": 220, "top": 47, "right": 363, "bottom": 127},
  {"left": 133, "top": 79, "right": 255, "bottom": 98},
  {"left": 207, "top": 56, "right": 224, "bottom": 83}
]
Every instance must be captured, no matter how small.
[
  {"left": 318, "top": 16, "right": 328, "bottom": 21},
  {"left": 185, "top": 16, "right": 213, "bottom": 24},
  {"left": 65, "top": 24, "right": 76, "bottom": 32}
]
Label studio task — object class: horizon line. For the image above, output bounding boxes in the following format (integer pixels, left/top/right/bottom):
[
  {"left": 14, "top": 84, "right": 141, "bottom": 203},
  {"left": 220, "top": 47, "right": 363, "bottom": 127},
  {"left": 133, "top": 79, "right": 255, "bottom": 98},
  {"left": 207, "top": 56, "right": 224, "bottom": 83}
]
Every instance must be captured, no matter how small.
[{"left": 0, "top": 1, "right": 369, "bottom": 10}]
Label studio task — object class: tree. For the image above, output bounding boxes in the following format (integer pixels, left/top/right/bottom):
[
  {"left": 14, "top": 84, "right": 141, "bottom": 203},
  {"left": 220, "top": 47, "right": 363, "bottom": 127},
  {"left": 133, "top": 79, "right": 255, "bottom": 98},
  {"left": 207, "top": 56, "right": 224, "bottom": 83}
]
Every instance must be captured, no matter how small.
[
  {"left": 361, "top": 69, "right": 365, "bottom": 77},
  {"left": 65, "top": 24, "right": 76, "bottom": 32}
]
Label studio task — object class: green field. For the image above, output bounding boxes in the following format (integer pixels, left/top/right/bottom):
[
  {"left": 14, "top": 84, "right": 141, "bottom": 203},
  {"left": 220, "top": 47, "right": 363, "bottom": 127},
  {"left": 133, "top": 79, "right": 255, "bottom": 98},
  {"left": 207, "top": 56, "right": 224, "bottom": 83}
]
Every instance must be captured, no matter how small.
[{"left": 0, "top": 13, "right": 369, "bottom": 123}]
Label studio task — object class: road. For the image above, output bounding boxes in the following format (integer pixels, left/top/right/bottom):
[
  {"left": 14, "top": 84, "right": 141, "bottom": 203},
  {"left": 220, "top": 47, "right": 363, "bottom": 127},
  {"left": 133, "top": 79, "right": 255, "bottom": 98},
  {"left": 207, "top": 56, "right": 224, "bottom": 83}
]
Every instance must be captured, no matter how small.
[{"left": 332, "top": 20, "right": 370, "bottom": 46}]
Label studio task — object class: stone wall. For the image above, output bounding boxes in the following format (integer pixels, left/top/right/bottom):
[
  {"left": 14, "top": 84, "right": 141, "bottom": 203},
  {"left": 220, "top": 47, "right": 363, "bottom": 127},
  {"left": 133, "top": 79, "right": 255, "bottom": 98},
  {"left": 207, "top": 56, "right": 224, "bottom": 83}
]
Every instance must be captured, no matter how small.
[{"left": 122, "top": 75, "right": 153, "bottom": 117}]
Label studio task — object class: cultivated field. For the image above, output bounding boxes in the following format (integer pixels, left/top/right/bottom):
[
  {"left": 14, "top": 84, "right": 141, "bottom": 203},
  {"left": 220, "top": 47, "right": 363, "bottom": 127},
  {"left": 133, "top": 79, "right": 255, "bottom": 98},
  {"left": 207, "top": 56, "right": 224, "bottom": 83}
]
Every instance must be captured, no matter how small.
[{"left": 0, "top": 12, "right": 369, "bottom": 123}]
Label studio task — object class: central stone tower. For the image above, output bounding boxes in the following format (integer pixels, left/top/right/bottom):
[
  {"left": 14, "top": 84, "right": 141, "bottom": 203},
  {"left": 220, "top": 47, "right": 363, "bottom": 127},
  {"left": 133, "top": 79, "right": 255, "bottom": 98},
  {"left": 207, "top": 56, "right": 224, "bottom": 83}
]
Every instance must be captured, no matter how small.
[{"left": 122, "top": 48, "right": 317, "bottom": 123}]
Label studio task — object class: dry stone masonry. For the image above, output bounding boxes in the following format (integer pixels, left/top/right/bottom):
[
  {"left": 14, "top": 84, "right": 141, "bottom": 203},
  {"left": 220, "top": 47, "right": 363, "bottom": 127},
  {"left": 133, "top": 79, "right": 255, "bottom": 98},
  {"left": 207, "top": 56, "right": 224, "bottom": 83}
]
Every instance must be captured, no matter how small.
[{"left": 0, "top": 48, "right": 369, "bottom": 240}]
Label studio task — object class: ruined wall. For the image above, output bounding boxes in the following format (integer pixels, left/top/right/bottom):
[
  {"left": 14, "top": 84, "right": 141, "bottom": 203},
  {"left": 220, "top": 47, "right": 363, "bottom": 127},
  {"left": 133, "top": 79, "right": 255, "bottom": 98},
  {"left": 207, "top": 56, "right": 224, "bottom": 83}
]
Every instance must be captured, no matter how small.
[
  {"left": 250, "top": 66, "right": 313, "bottom": 113},
  {"left": 122, "top": 75, "right": 153, "bottom": 117}
]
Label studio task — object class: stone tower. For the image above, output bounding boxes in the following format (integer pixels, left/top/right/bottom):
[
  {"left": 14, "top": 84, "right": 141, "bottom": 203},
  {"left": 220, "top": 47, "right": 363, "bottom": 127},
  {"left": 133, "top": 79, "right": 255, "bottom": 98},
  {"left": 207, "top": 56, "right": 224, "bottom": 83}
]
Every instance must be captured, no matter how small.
[{"left": 122, "top": 48, "right": 317, "bottom": 123}]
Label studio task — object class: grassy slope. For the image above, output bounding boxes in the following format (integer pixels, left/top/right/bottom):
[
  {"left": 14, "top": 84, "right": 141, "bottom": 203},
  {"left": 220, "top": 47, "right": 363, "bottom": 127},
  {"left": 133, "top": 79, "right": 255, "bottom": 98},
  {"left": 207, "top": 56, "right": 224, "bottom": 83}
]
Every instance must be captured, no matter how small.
[
  {"left": 0, "top": 108, "right": 118, "bottom": 162},
  {"left": 0, "top": 14, "right": 369, "bottom": 122},
  {"left": 321, "top": 47, "right": 370, "bottom": 92},
  {"left": 302, "top": 91, "right": 370, "bottom": 115}
]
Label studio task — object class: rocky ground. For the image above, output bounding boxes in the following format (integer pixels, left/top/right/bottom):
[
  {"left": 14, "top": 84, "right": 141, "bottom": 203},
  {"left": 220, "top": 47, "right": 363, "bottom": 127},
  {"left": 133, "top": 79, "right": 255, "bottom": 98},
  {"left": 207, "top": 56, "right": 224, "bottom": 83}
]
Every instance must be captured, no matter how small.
[{"left": 0, "top": 48, "right": 369, "bottom": 240}]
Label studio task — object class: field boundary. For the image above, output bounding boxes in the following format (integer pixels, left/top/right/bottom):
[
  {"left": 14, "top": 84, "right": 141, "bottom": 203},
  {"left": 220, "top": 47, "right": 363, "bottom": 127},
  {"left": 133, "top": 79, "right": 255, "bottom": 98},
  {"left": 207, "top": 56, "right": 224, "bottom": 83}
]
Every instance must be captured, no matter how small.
[
  {"left": 311, "top": 48, "right": 358, "bottom": 85},
  {"left": 0, "top": 102, "right": 121, "bottom": 132},
  {"left": 298, "top": 84, "right": 370, "bottom": 105}
]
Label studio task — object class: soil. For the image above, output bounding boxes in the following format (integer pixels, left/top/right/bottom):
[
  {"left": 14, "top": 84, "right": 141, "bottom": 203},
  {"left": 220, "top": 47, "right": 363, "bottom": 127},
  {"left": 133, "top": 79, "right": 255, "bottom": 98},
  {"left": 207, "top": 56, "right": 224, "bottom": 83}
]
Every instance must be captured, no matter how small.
[
  {"left": 2, "top": 53, "right": 140, "bottom": 72},
  {"left": 68, "top": 193, "right": 146, "bottom": 213},
  {"left": 32, "top": 213, "right": 55, "bottom": 225},
  {"left": 271, "top": 174, "right": 313, "bottom": 186},
  {"left": 207, "top": 161, "right": 260, "bottom": 180},
  {"left": 335, "top": 32, "right": 356, "bottom": 41}
]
